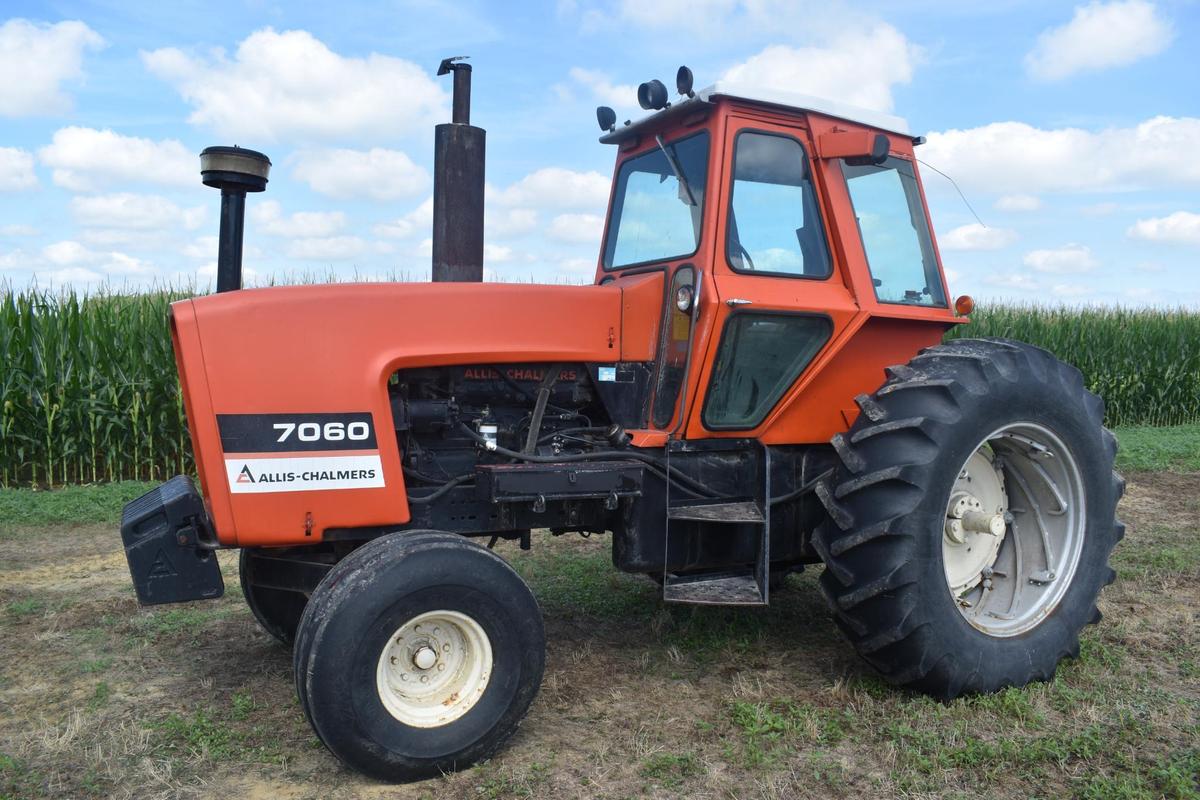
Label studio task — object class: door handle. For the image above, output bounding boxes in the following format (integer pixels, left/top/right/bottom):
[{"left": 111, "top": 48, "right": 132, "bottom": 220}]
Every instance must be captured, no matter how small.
[{"left": 725, "top": 298, "right": 753, "bottom": 306}]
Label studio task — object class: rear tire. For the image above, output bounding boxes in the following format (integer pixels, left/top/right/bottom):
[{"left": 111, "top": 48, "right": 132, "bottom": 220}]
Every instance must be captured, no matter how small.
[
  {"left": 293, "top": 531, "right": 544, "bottom": 782},
  {"left": 814, "top": 339, "right": 1124, "bottom": 699}
]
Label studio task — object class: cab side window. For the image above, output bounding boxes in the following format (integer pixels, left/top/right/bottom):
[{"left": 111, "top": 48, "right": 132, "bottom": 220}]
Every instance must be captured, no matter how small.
[
  {"left": 842, "top": 157, "right": 947, "bottom": 307},
  {"left": 727, "top": 131, "right": 831, "bottom": 278}
]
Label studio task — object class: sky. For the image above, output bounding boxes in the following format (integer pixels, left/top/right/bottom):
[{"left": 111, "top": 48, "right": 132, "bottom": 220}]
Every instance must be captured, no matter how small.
[{"left": 0, "top": 0, "right": 1197, "bottom": 306}]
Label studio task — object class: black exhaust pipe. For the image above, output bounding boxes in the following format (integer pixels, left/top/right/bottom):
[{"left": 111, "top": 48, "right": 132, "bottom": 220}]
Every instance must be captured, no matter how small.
[
  {"left": 200, "top": 146, "right": 271, "bottom": 293},
  {"left": 432, "top": 57, "right": 485, "bottom": 282}
]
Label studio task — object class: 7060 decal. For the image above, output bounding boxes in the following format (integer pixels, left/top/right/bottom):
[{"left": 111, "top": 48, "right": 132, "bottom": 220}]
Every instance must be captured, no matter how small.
[
  {"left": 273, "top": 420, "right": 371, "bottom": 444},
  {"left": 218, "top": 412, "right": 378, "bottom": 453}
]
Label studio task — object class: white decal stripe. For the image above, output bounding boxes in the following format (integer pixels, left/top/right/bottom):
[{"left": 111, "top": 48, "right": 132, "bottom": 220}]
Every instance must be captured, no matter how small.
[{"left": 225, "top": 453, "right": 385, "bottom": 494}]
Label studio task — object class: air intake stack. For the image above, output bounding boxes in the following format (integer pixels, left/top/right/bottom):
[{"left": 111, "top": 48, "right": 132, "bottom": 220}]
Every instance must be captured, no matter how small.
[
  {"left": 432, "top": 57, "right": 485, "bottom": 282},
  {"left": 200, "top": 146, "right": 271, "bottom": 292}
]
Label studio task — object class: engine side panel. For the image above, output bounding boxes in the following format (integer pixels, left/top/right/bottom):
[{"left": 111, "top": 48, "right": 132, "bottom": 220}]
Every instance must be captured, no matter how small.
[{"left": 175, "top": 282, "right": 625, "bottom": 546}]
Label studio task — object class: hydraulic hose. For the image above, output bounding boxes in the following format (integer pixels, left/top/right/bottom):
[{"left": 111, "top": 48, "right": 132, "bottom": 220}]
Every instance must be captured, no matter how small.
[{"left": 456, "top": 423, "right": 723, "bottom": 499}]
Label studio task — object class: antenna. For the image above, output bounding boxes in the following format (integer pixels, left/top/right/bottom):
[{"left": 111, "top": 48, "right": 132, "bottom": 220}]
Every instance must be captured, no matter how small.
[{"left": 917, "top": 158, "right": 986, "bottom": 228}]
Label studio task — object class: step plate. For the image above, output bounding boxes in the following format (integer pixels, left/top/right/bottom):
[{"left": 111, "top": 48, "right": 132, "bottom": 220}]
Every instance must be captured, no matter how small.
[
  {"left": 666, "top": 500, "right": 764, "bottom": 523},
  {"left": 663, "top": 574, "right": 765, "bottom": 605}
]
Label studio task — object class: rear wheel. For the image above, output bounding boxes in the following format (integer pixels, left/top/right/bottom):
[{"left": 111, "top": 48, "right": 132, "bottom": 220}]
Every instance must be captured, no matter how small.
[
  {"left": 814, "top": 339, "right": 1124, "bottom": 698},
  {"left": 293, "top": 531, "right": 545, "bottom": 782}
]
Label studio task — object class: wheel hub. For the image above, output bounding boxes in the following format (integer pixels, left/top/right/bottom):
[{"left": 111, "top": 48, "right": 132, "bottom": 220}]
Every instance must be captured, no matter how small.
[
  {"left": 375, "top": 610, "right": 493, "bottom": 728},
  {"left": 943, "top": 451, "right": 1008, "bottom": 595},
  {"left": 942, "top": 422, "right": 1088, "bottom": 637}
]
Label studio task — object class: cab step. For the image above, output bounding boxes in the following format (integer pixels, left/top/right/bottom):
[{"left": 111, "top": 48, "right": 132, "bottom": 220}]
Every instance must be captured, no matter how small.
[
  {"left": 662, "top": 570, "right": 763, "bottom": 605},
  {"left": 666, "top": 500, "right": 763, "bottom": 523}
]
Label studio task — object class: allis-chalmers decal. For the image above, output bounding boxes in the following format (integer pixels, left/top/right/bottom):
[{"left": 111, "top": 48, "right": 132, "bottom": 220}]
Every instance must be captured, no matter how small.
[
  {"left": 217, "top": 413, "right": 385, "bottom": 494},
  {"left": 462, "top": 367, "right": 578, "bottom": 381}
]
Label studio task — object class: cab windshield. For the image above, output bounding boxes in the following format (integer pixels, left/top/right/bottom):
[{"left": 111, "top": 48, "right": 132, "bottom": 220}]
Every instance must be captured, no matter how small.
[{"left": 602, "top": 132, "right": 709, "bottom": 269}]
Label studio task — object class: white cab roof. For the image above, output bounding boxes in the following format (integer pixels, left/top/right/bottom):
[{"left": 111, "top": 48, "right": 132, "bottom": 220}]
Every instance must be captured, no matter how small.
[{"left": 697, "top": 82, "right": 912, "bottom": 136}]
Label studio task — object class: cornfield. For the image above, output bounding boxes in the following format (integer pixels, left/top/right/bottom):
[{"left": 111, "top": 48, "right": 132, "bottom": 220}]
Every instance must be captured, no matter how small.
[
  {"left": 2, "top": 286, "right": 1198, "bottom": 487},
  {"left": 943, "top": 304, "right": 1200, "bottom": 428}
]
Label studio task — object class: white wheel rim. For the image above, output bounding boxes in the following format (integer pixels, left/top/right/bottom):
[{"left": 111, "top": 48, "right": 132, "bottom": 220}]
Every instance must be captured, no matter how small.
[
  {"left": 375, "top": 609, "right": 493, "bottom": 728},
  {"left": 943, "top": 422, "right": 1086, "bottom": 637}
]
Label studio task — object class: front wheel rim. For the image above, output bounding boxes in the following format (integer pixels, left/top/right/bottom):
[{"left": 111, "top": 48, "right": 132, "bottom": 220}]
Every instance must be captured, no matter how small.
[
  {"left": 375, "top": 609, "right": 493, "bottom": 728},
  {"left": 942, "top": 422, "right": 1087, "bottom": 637}
]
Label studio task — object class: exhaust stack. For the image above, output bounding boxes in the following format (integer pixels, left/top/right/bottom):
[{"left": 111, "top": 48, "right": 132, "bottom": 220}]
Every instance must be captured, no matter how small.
[
  {"left": 432, "top": 57, "right": 485, "bottom": 282},
  {"left": 200, "top": 146, "right": 271, "bottom": 292}
]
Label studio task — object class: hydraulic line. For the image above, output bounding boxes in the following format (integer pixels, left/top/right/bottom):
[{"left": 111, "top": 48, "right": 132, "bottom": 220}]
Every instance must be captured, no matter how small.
[
  {"left": 457, "top": 423, "right": 723, "bottom": 498},
  {"left": 406, "top": 473, "right": 473, "bottom": 504}
]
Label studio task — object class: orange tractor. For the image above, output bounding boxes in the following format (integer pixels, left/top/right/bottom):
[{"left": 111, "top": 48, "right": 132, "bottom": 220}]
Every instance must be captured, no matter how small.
[{"left": 120, "top": 63, "right": 1123, "bottom": 781}]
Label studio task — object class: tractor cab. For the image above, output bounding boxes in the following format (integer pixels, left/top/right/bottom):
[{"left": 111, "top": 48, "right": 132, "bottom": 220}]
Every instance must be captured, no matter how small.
[{"left": 592, "top": 72, "right": 959, "bottom": 446}]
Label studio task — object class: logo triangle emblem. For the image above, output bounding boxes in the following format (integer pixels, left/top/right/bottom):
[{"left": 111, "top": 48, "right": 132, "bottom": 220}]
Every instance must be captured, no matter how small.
[
  {"left": 148, "top": 548, "right": 176, "bottom": 578},
  {"left": 237, "top": 465, "right": 255, "bottom": 483}
]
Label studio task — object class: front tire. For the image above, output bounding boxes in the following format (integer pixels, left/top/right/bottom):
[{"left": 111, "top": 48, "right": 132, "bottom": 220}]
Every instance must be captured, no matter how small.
[
  {"left": 814, "top": 339, "right": 1124, "bottom": 699},
  {"left": 293, "top": 531, "right": 545, "bottom": 782}
]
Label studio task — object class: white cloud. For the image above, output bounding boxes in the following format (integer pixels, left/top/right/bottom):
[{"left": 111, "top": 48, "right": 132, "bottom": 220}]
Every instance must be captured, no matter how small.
[
  {"left": 994, "top": 194, "right": 1041, "bottom": 212},
  {"left": 1127, "top": 211, "right": 1200, "bottom": 245},
  {"left": 986, "top": 272, "right": 1041, "bottom": 291},
  {"left": 492, "top": 168, "right": 610, "bottom": 210},
  {"left": 40, "top": 241, "right": 156, "bottom": 275},
  {"left": 38, "top": 127, "right": 195, "bottom": 191},
  {"left": 373, "top": 198, "right": 433, "bottom": 239},
  {"left": 293, "top": 148, "right": 429, "bottom": 201},
  {"left": 251, "top": 200, "right": 346, "bottom": 238},
  {"left": 566, "top": 68, "right": 640, "bottom": 110},
  {"left": 720, "top": 24, "right": 921, "bottom": 113},
  {"left": 38, "top": 266, "right": 104, "bottom": 284},
  {"left": 1023, "top": 244, "right": 1098, "bottom": 273},
  {"left": 43, "top": 240, "right": 94, "bottom": 266},
  {"left": 548, "top": 213, "right": 604, "bottom": 244},
  {"left": 939, "top": 223, "right": 1017, "bottom": 251},
  {"left": 183, "top": 236, "right": 219, "bottom": 259},
  {"left": 143, "top": 28, "right": 447, "bottom": 141},
  {"left": 0, "top": 147, "right": 38, "bottom": 191},
  {"left": 922, "top": 116, "right": 1200, "bottom": 194},
  {"left": 489, "top": 208, "right": 539, "bottom": 238},
  {"left": 0, "top": 224, "right": 38, "bottom": 237},
  {"left": 0, "top": 19, "right": 105, "bottom": 117},
  {"left": 1026, "top": 1, "right": 1172, "bottom": 81},
  {"left": 70, "top": 193, "right": 205, "bottom": 230},
  {"left": 1082, "top": 201, "right": 1119, "bottom": 216},
  {"left": 484, "top": 244, "right": 514, "bottom": 263},
  {"left": 1050, "top": 282, "right": 1090, "bottom": 298},
  {"left": 286, "top": 236, "right": 366, "bottom": 261}
]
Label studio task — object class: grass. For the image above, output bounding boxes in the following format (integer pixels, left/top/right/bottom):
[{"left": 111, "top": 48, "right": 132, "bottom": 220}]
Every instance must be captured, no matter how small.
[
  {"left": 1112, "top": 423, "right": 1200, "bottom": 472},
  {"left": 0, "top": 470, "right": 1196, "bottom": 799},
  {"left": 0, "top": 480, "right": 154, "bottom": 528},
  {"left": 2, "top": 286, "right": 1197, "bottom": 488}
]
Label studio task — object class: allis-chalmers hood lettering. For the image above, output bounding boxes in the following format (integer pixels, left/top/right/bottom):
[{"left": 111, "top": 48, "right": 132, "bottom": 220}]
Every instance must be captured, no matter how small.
[{"left": 219, "top": 413, "right": 385, "bottom": 493}]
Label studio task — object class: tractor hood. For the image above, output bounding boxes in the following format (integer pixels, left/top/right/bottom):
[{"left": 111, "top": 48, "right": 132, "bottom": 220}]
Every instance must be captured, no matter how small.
[{"left": 169, "top": 277, "right": 663, "bottom": 546}]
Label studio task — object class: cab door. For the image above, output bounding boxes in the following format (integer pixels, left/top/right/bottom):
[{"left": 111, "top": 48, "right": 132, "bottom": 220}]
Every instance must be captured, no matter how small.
[{"left": 684, "top": 113, "right": 861, "bottom": 441}]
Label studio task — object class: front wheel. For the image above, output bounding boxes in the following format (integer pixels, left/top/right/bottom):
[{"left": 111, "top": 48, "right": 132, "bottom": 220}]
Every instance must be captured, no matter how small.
[
  {"left": 293, "top": 531, "right": 545, "bottom": 782},
  {"left": 814, "top": 339, "right": 1124, "bottom": 699}
]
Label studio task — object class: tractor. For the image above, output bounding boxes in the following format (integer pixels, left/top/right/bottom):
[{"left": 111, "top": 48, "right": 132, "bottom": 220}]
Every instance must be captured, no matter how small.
[{"left": 119, "top": 62, "right": 1123, "bottom": 782}]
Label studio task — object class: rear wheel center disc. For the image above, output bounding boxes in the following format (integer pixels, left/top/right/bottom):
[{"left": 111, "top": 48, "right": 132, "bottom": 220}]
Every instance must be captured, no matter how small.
[{"left": 943, "top": 423, "right": 1087, "bottom": 637}]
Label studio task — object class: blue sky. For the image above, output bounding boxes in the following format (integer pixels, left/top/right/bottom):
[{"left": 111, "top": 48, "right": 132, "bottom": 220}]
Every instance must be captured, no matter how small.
[{"left": 0, "top": 0, "right": 1197, "bottom": 306}]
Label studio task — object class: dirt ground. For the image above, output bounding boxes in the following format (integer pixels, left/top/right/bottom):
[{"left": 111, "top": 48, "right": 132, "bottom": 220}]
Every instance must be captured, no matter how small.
[{"left": 1, "top": 474, "right": 1197, "bottom": 800}]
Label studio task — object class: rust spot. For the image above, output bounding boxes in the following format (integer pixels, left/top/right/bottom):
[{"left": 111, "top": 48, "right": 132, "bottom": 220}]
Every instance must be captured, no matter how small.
[{"left": 442, "top": 692, "right": 460, "bottom": 706}]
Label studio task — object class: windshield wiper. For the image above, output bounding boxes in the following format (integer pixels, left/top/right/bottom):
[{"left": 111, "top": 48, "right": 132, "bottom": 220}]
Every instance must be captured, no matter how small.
[{"left": 655, "top": 134, "right": 698, "bottom": 207}]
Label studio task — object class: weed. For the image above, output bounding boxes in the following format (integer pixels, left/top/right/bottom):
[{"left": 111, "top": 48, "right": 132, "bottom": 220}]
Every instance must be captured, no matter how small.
[
  {"left": 4, "top": 597, "right": 44, "bottom": 617},
  {"left": 640, "top": 752, "right": 699, "bottom": 787}
]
